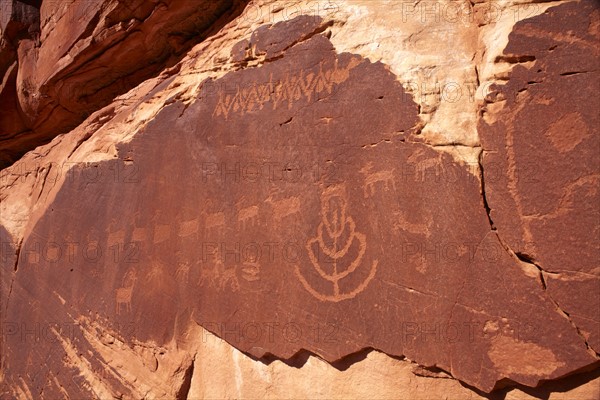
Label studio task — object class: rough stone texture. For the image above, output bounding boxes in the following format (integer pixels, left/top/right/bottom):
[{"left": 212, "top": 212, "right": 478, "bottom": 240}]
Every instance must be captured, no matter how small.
[
  {"left": 0, "top": 0, "right": 248, "bottom": 168},
  {"left": 0, "top": 0, "right": 40, "bottom": 161},
  {"left": 1, "top": 0, "right": 599, "bottom": 398},
  {"left": 479, "top": 0, "right": 600, "bottom": 355},
  {"left": 187, "top": 326, "right": 598, "bottom": 400}
]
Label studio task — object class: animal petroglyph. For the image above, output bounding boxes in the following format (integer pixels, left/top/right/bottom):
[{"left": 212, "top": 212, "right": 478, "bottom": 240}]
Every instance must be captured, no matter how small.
[
  {"left": 213, "top": 58, "right": 361, "bottom": 119},
  {"left": 237, "top": 205, "right": 259, "bottom": 227},
  {"left": 240, "top": 261, "right": 260, "bottom": 282},
  {"left": 295, "top": 185, "right": 377, "bottom": 302},
  {"left": 131, "top": 227, "right": 146, "bottom": 243},
  {"left": 153, "top": 224, "right": 171, "bottom": 244},
  {"left": 204, "top": 212, "right": 225, "bottom": 231},
  {"left": 198, "top": 259, "right": 240, "bottom": 292},
  {"left": 115, "top": 269, "right": 137, "bottom": 315},
  {"left": 359, "top": 162, "right": 396, "bottom": 198},
  {"left": 107, "top": 219, "right": 125, "bottom": 248},
  {"left": 266, "top": 195, "right": 301, "bottom": 222},
  {"left": 178, "top": 219, "right": 199, "bottom": 237},
  {"left": 146, "top": 260, "right": 164, "bottom": 281},
  {"left": 407, "top": 149, "right": 446, "bottom": 182},
  {"left": 392, "top": 211, "right": 433, "bottom": 238}
]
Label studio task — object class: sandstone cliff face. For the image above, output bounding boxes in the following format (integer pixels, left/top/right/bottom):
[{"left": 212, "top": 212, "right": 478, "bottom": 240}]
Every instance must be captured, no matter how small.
[
  {"left": 1, "top": 0, "right": 599, "bottom": 399},
  {"left": 0, "top": 0, "right": 248, "bottom": 168}
]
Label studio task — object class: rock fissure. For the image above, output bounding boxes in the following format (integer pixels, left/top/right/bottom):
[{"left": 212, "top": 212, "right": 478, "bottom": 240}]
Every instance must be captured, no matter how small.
[
  {"left": 479, "top": 143, "right": 596, "bottom": 355},
  {"left": 175, "top": 356, "right": 195, "bottom": 400},
  {"left": 516, "top": 251, "right": 599, "bottom": 358}
]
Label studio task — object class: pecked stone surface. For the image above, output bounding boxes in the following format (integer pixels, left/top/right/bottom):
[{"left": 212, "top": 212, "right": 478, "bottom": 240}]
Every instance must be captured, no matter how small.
[
  {"left": 2, "top": 8, "right": 600, "bottom": 397},
  {"left": 1, "top": 1, "right": 599, "bottom": 398},
  {"left": 480, "top": 0, "right": 600, "bottom": 354}
]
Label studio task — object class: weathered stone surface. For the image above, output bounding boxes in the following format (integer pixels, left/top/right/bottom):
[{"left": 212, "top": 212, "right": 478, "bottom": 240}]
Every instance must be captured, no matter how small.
[
  {"left": 480, "top": 0, "right": 600, "bottom": 353},
  {"left": 0, "top": 0, "right": 40, "bottom": 164},
  {"left": 0, "top": 0, "right": 40, "bottom": 41},
  {"left": 0, "top": 0, "right": 248, "bottom": 169},
  {"left": 189, "top": 326, "right": 599, "bottom": 400},
  {"left": 1, "top": 1, "right": 599, "bottom": 398}
]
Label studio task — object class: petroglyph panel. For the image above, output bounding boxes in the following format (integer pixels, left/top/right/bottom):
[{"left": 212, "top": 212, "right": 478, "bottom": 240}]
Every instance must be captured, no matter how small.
[
  {"left": 213, "top": 58, "right": 360, "bottom": 120},
  {"left": 295, "top": 184, "right": 377, "bottom": 302},
  {"left": 3, "top": 11, "right": 597, "bottom": 396},
  {"left": 479, "top": 0, "right": 600, "bottom": 353}
]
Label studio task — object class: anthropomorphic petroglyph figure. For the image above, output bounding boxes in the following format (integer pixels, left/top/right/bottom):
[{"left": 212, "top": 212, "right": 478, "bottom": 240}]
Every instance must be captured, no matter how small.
[
  {"left": 359, "top": 162, "right": 396, "bottom": 198},
  {"left": 115, "top": 269, "right": 137, "bottom": 315},
  {"left": 295, "top": 184, "right": 378, "bottom": 302},
  {"left": 218, "top": 262, "right": 240, "bottom": 292},
  {"left": 198, "top": 262, "right": 215, "bottom": 287},
  {"left": 198, "top": 259, "right": 239, "bottom": 291},
  {"left": 175, "top": 261, "right": 190, "bottom": 284}
]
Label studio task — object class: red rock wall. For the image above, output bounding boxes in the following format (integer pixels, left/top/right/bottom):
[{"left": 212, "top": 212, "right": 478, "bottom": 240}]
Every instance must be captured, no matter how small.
[
  {"left": 0, "top": 0, "right": 598, "bottom": 398},
  {"left": 0, "top": 0, "right": 248, "bottom": 168}
]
